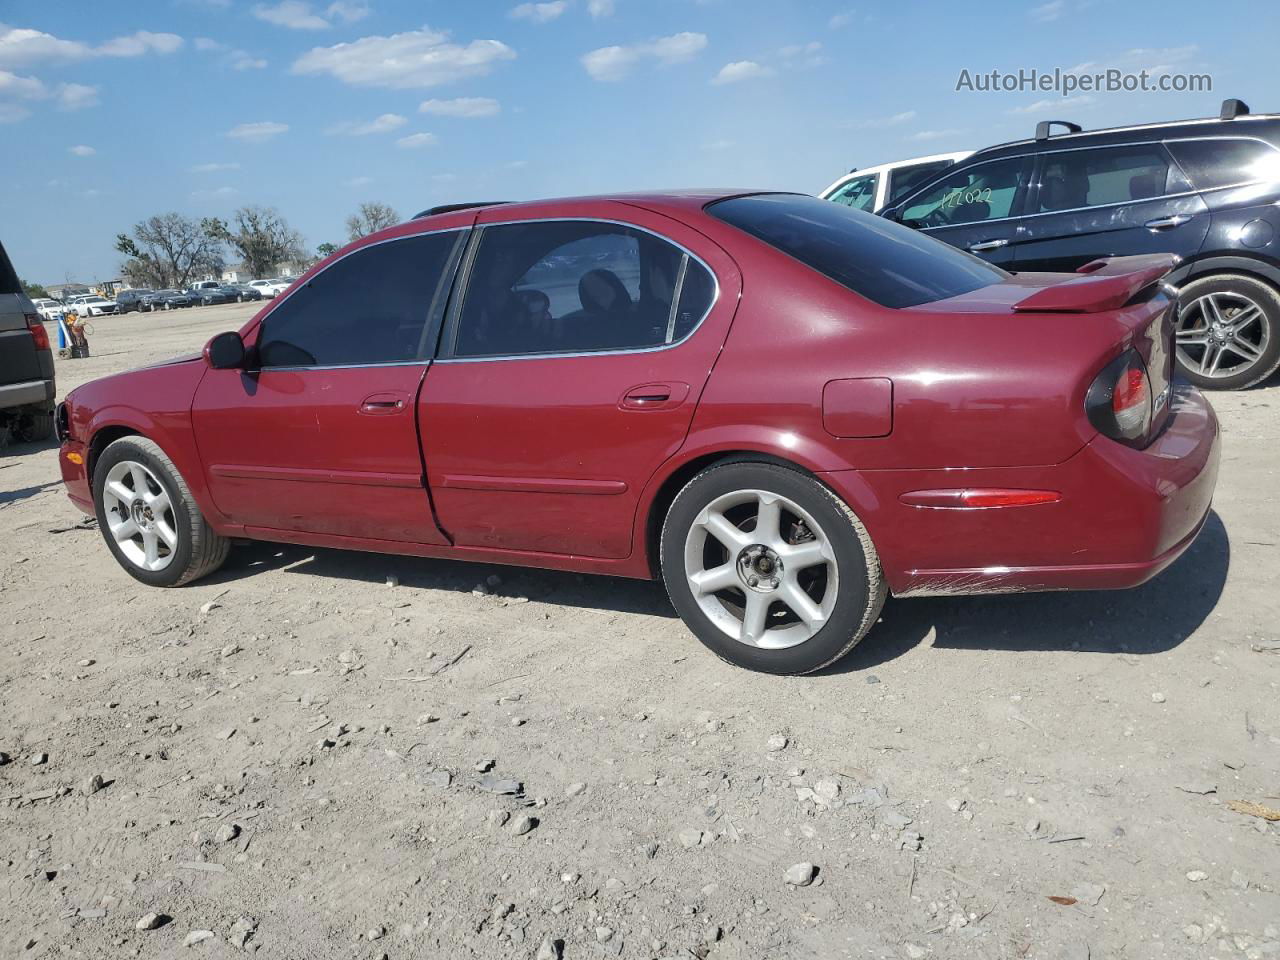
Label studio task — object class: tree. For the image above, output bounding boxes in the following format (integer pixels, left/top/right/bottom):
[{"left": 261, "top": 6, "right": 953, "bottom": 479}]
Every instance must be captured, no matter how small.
[
  {"left": 344, "top": 202, "right": 400, "bottom": 242},
  {"left": 316, "top": 242, "right": 338, "bottom": 259},
  {"left": 21, "top": 279, "right": 49, "bottom": 298},
  {"left": 115, "top": 213, "right": 225, "bottom": 289},
  {"left": 206, "top": 206, "right": 305, "bottom": 280}
]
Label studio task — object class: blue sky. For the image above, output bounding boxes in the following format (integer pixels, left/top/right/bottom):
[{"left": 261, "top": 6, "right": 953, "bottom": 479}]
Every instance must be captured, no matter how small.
[{"left": 1, "top": 0, "right": 1277, "bottom": 284}]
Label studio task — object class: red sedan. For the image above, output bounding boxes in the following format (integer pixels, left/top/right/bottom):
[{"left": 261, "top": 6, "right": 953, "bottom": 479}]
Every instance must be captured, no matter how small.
[{"left": 56, "top": 192, "right": 1220, "bottom": 674}]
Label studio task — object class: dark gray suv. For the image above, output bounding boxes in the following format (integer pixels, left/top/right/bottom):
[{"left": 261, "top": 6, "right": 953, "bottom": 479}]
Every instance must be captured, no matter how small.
[
  {"left": 0, "top": 240, "right": 55, "bottom": 446},
  {"left": 882, "top": 99, "right": 1280, "bottom": 390}
]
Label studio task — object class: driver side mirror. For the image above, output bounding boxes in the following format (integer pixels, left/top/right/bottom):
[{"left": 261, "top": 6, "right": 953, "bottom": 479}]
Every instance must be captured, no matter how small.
[{"left": 204, "top": 331, "right": 246, "bottom": 370}]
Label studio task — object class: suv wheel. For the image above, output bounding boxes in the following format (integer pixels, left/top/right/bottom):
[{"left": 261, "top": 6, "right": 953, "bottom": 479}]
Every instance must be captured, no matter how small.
[
  {"left": 660, "top": 461, "right": 886, "bottom": 675},
  {"left": 1175, "top": 274, "right": 1280, "bottom": 390},
  {"left": 93, "top": 436, "right": 230, "bottom": 586}
]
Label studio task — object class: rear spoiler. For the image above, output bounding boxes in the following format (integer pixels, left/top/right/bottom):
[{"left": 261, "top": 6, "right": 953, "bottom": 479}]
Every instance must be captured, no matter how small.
[{"left": 1012, "top": 254, "right": 1179, "bottom": 314}]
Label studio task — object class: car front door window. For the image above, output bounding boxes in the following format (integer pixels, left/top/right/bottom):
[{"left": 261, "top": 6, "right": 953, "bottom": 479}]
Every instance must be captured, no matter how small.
[
  {"left": 901, "top": 158, "right": 1026, "bottom": 227},
  {"left": 828, "top": 174, "right": 879, "bottom": 211}
]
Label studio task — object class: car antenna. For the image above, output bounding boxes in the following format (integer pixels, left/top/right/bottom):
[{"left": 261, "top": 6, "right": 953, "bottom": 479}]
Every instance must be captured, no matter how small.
[
  {"left": 1034, "top": 120, "right": 1083, "bottom": 140},
  {"left": 1219, "top": 98, "right": 1250, "bottom": 119}
]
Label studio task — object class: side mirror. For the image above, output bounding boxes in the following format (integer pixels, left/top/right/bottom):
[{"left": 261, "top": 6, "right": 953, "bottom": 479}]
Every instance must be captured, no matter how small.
[{"left": 204, "top": 331, "right": 246, "bottom": 370}]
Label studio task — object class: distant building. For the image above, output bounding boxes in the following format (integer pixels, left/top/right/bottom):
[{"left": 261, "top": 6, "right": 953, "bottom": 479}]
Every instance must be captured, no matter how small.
[{"left": 46, "top": 282, "right": 91, "bottom": 300}]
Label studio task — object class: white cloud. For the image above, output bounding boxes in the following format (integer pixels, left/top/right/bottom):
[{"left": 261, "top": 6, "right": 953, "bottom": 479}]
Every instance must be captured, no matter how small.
[
  {"left": 68, "top": 144, "right": 95, "bottom": 156},
  {"left": 712, "top": 60, "right": 775, "bottom": 85},
  {"left": 909, "top": 128, "right": 966, "bottom": 142},
  {"left": 1030, "top": 0, "right": 1065, "bottom": 21},
  {"left": 778, "top": 40, "right": 825, "bottom": 68},
  {"left": 587, "top": 0, "right": 616, "bottom": 16},
  {"left": 190, "top": 161, "right": 242, "bottom": 173},
  {"left": 326, "top": 1, "right": 371, "bottom": 23},
  {"left": 0, "top": 69, "right": 44, "bottom": 99},
  {"left": 581, "top": 31, "right": 706, "bottom": 81},
  {"left": 327, "top": 112, "right": 407, "bottom": 135},
  {"left": 850, "top": 109, "right": 916, "bottom": 128},
  {"left": 1008, "top": 94, "right": 1095, "bottom": 114},
  {"left": 0, "top": 23, "right": 184, "bottom": 68},
  {"left": 231, "top": 53, "right": 268, "bottom": 69},
  {"left": 98, "top": 31, "right": 184, "bottom": 57},
  {"left": 396, "top": 132, "right": 437, "bottom": 148},
  {"left": 292, "top": 27, "right": 516, "bottom": 88},
  {"left": 346, "top": 175, "right": 374, "bottom": 186},
  {"left": 828, "top": 9, "right": 855, "bottom": 28},
  {"left": 418, "top": 96, "right": 500, "bottom": 117},
  {"left": 510, "top": 2, "right": 569, "bottom": 23},
  {"left": 227, "top": 120, "right": 288, "bottom": 140},
  {"left": 0, "top": 71, "right": 97, "bottom": 116},
  {"left": 252, "top": 1, "right": 331, "bottom": 29},
  {"left": 195, "top": 37, "right": 225, "bottom": 52},
  {"left": 56, "top": 82, "right": 98, "bottom": 110}
]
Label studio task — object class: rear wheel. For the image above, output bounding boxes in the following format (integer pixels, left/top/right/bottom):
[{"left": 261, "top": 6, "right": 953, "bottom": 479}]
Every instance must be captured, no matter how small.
[
  {"left": 93, "top": 436, "right": 229, "bottom": 587},
  {"left": 15, "top": 406, "right": 54, "bottom": 443},
  {"left": 1175, "top": 274, "right": 1280, "bottom": 390},
  {"left": 660, "top": 461, "right": 886, "bottom": 675}
]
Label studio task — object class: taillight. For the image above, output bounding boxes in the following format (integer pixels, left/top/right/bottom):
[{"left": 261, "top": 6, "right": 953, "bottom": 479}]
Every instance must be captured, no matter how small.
[
  {"left": 1086, "top": 348, "right": 1152, "bottom": 446},
  {"left": 25, "top": 312, "right": 50, "bottom": 351}
]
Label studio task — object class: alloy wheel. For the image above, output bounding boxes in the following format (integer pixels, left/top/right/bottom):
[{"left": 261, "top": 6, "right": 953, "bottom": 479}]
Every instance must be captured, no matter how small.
[
  {"left": 683, "top": 489, "right": 838, "bottom": 649},
  {"left": 101, "top": 460, "right": 179, "bottom": 571},
  {"left": 1176, "top": 291, "right": 1268, "bottom": 379}
]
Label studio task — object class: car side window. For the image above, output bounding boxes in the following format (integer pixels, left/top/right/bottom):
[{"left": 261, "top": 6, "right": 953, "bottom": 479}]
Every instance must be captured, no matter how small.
[
  {"left": 1033, "top": 144, "right": 1188, "bottom": 213},
  {"left": 901, "top": 158, "right": 1026, "bottom": 227},
  {"left": 256, "top": 231, "right": 460, "bottom": 368},
  {"left": 884, "top": 160, "right": 953, "bottom": 208},
  {"left": 828, "top": 174, "right": 878, "bottom": 211},
  {"left": 1165, "top": 138, "right": 1280, "bottom": 191},
  {"left": 451, "top": 220, "right": 715, "bottom": 358}
]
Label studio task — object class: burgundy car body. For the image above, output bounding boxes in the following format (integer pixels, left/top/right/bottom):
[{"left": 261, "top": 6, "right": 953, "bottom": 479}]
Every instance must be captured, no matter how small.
[{"left": 58, "top": 191, "right": 1220, "bottom": 597}]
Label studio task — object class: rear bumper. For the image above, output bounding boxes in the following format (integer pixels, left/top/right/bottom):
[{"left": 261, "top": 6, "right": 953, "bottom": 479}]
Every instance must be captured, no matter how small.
[
  {"left": 0, "top": 378, "right": 55, "bottom": 410},
  {"left": 826, "top": 383, "right": 1221, "bottom": 596}
]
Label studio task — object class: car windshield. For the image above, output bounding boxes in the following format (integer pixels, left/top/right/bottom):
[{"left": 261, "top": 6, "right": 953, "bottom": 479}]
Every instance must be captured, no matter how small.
[{"left": 707, "top": 193, "right": 1007, "bottom": 308}]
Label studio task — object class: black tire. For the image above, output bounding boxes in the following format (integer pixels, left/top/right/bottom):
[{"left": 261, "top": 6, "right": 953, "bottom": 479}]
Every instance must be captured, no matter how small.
[
  {"left": 164, "top": 301, "right": 172, "bottom": 311},
  {"left": 92, "top": 436, "right": 230, "bottom": 587},
  {"left": 660, "top": 460, "right": 886, "bottom": 675},
  {"left": 237, "top": 294, "right": 245, "bottom": 303},
  {"left": 15, "top": 406, "right": 54, "bottom": 443},
  {"left": 1176, "top": 273, "right": 1280, "bottom": 390}
]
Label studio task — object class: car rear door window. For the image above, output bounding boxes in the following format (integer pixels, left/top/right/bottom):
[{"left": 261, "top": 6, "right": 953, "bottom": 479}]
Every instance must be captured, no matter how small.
[
  {"left": 1165, "top": 137, "right": 1280, "bottom": 191},
  {"left": 827, "top": 174, "right": 878, "bottom": 211},
  {"left": 884, "top": 159, "right": 954, "bottom": 208},
  {"left": 708, "top": 193, "right": 1006, "bottom": 308},
  {"left": 256, "top": 232, "right": 461, "bottom": 369},
  {"left": 900, "top": 157, "right": 1026, "bottom": 226},
  {"left": 1032, "top": 144, "right": 1188, "bottom": 213},
  {"left": 449, "top": 220, "right": 715, "bottom": 358}
]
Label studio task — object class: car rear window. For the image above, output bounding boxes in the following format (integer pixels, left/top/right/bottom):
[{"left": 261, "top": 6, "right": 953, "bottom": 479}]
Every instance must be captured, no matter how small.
[
  {"left": 0, "top": 241, "right": 22, "bottom": 295},
  {"left": 707, "top": 193, "right": 1007, "bottom": 308}
]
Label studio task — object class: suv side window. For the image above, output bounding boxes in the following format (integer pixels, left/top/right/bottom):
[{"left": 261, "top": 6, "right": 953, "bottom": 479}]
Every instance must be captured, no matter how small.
[
  {"left": 900, "top": 157, "right": 1026, "bottom": 227},
  {"left": 828, "top": 173, "right": 878, "bottom": 211},
  {"left": 885, "top": 159, "right": 954, "bottom": 208},
  {"left": 451, "top": 220, "right": 715, "bottom": 358},
  {"left": 1165, "top": 137, "right": 1280, "bottom": 191},
  {"left": 256, "top": 231, "right": 460, "bottom": 368},
  {"left": 1033, "top": 144, "right": 1187, "bottom": 213}
]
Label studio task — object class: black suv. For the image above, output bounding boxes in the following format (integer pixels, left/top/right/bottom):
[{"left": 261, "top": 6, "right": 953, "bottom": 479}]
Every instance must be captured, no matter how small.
[
  {"left": 0, "top": 239, "right": 55, "bottom": 446},
  {"left": 882, "top": 99, "right": 1280, "bottom": 390},
  {"left": 115, "top": 288, "right": 155, "bottom": 314}
]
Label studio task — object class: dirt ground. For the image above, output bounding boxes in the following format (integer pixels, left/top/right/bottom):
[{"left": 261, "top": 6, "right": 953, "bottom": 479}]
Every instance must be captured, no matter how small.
[{"left": 1, "top": 304, "right": 1278, "bottom": 960}]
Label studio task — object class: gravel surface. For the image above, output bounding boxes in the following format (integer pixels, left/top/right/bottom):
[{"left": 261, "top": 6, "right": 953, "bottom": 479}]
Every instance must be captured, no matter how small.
[{"left": 1, "top": 304, "right": 1278, "bottom": 958}]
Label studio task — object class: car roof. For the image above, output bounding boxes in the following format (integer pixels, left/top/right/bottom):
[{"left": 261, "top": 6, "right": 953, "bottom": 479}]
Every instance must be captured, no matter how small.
[{"left": 409, "top": 189, "right": 755, "bottom": 228}]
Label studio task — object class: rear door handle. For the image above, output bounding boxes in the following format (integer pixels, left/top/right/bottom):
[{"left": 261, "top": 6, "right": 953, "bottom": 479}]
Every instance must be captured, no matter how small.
[
  {"left": 359, "top": 392, "right": 409, "bottom": 415},
  {"left": 967, "top": 238, "right": 1009, "bottom": 252},
  {"left": 1145, "top": 215, "right": 1192, "bottom": 230},
  {"left": 620, "top": 382, "right": 690, "bottom": 411}
]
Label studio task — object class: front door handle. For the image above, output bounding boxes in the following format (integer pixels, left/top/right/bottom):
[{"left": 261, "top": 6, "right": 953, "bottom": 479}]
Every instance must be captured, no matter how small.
[
  {"left": 359, "top": 392, "right": 409, "bottom": 415},
  {"left": 620, "top": 382, "right": 690, "bottom": 411},
  {"left": 1145, "top": 215, "right": 1192, "bottom": 230},
  {"left": 967, "top": 238, "right": 1009, "bottom": 252}
]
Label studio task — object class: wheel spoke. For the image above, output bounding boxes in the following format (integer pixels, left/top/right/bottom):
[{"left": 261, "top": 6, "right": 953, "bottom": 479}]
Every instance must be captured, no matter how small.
[
  {"left": 778, "top": 539, "right": 827, "bottom": 571},
  {"left": 1229, "top": 305, "right": 1262, "bottom": 334},
  {"left": 130, "top": 464, "right": 150, "bottom": 496},
  {"left": 1199, "top": 342, "right": 1222, "bottom": 375},
  {"left": 778, "top": 581, "right": 824, "bottom": 633},
  {"left": 1226, "top": 336, "right": 1262, "bottom": 362},
  {"left": 740, "top": 592, "right": 770, "bottom": 645},
  {"left": 154, "top": 520, "right": 178, "bottom": 549},
  {"left": 142, "top": 530, "right": 160, "bottom": 568},
  {"left": 106, "top": 480, "right": 134, "bottom": 505},
  {"left": 109, "top": 515, "right": 139, "bottom": 541},
  {"left": 147, "top": 490, "right": 171, "bottom": 515},
  {"left": 1199, "top": 294, "right": 1225, "bottom": 325},
  {"left": 689, "top": 563, "right": 739, "bottom": 596},
  {"left": 699, "top": 509, "right": 749, "bottom": 551},
  {"left": 754, "top": 494, "right": 782, "bottom": 545}
]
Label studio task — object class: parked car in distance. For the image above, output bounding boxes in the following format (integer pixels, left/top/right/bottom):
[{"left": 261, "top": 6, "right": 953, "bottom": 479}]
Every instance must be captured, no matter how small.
[
  {"left": 248, "top": 278, "right": 293, "bottom": 298},
  {"left": 881, "top": 98, "right": 1280, "bottom": 390},
  {"left": 152, "top": 289, "right": 193, "bottom": 310},
  {"left": 65, "top": 294, "right": 118, "bottom": 317},
  {"left": 221, "top": 283, "right": 263, "bottom": 303},
  {"left": 115, "top": 289, "right": 155, "bottom": 314},
  {"left": 822, "top": 151, "right": 971, "bottom": 213},
  {"left": 56, "top": 192, "right": 1222, "bottom": 675},
  {"left": 1, "top": 239, "right": 55, "bottom": 445},
  {"left": 31, "top": 298, "right": 64, "bottom": 321},
  {"left": 188, "top": 285, "right": 236, "bottom": 306}
]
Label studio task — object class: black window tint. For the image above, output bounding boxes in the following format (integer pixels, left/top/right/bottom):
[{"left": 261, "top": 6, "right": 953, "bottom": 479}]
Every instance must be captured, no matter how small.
[
  {"left": 900, "top": 158, "right": 1027, "bottom": 226},
  {"left": 708, "top": 193, "right": 1006, "bottom": 309},
  {"left": 885, "top": 160, "right": 953, "bottom": 208},
  {"left": 257, "top": 232, "right": 458, "bottom": 368},
  {"left": 453, "top": 221, "right": 713, "bottom": 358},
  {"left": 0, "top": 241, "right": 21, "bottom": 295},
  {"left": 1166, "top": 138, "right": 1280, "bottom": 191},
  {"left": 1034, "top": 145, "right": 1178, "bottom": 213}
]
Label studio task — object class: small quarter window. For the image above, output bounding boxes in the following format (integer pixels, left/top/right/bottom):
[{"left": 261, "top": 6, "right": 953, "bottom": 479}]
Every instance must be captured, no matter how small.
[{"left": 1166, "top": 137, "right": 1280, "bottom": 191}]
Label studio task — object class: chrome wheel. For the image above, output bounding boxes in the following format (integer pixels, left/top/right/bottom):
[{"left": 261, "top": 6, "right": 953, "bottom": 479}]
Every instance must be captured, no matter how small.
[
  {"left": 683, "top": 489, "right": 838, "bottom": 649},
  {"left": 1176, "top": 291, "right": 1268, "bottom": 379},
  {"left": 101, "top": 460, "right": 178, "bottom": 571}
]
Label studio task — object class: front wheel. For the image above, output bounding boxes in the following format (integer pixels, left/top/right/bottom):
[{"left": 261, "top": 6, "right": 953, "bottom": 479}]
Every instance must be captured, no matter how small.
[
  {"left": 93, "top": 436, "right": 230, "bottom": 587},
  {"left": 1175, "top": 274, "right": 1280, "bottom": 390},
  {"left": 660, "top": 461, "right": 886, "bottom": 675}
]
